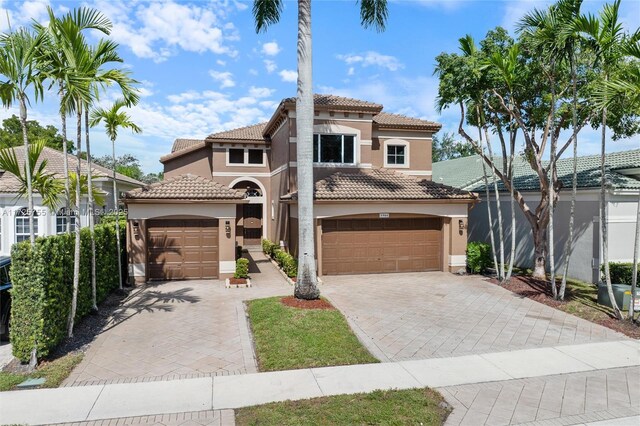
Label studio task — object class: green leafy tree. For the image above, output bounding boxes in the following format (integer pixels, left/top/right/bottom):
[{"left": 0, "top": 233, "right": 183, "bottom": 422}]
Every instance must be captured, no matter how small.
[
  {"left": 431, "top": 132, "right": 474, "bottom": 162},
  {"left": 253, "top": 0, "right": 388, "bottom": 300},
  {"left": 0, "top": 115, "right": 74, "bottom": 151},
  {"left": 93, "top": 153, "right": 144, "bottom": 181}
]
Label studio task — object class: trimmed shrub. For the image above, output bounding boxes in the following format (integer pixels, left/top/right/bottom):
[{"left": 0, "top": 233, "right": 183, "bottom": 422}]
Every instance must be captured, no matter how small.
[
  {"left": 466, "top": 241, "right": 492, "bottom": 274},
  {"left": 602, "top": 262, "right": 639, "bottom": 285},
  {"left": 9, "top": 222, "right": 125, "bottom": 362},
  {"left": 261, "top": 238, "right": 278, "bottom": 257},
  {"left": 235, "top": 258, "right": 249, "bottom": 279},
  {"left": 274, "top": 248, "right": 297, "bottom": 278}
]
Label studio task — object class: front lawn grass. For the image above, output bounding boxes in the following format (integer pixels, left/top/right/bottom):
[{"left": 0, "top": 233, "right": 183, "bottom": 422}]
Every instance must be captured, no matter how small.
[
  {"left": 246, "top": 297, "right": 378, "bottom": 371},
  {"left": 235, "top": 388, "right": 450, "bottom": 426},
  {"left": 0, "top": 352, "right": 83, "bottom": 391}
]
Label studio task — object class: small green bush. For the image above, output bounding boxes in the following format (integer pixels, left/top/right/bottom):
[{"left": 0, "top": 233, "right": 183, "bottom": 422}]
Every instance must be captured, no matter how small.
[
  {"left": 235, "top": 258, "right": 249, "bottom": 279},
  {"left": 602, "top": 262, "right": 638, "bottom": 285},
  {"left": 466, "top": 241, "right": 492, "bottom": 274},
  {"left": 9, "top": 222, "right": 125, "bottom": 362},
  {"left": 261, "top": 238, "right": 278, "bottom": 257}
]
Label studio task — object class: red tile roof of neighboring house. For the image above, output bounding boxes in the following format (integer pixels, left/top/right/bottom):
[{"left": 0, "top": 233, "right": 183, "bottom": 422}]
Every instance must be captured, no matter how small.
[
  {"left": 171, "top": 138, "right": 205, "bottom": 152},
  {"left": 281, "top": 169, "right": 476, "bottom": 201},
  {"left": 282, "top": 94, "right": 384, "bottom": 112},
  {"left": 373, "top": 112, "right": 441, "bottom": 131},
  {"left": 124, "top": 174, "right": 245, "bottom": 201},
  {"left": 0, "top": 146, "right": 143, "bottom": 193}
]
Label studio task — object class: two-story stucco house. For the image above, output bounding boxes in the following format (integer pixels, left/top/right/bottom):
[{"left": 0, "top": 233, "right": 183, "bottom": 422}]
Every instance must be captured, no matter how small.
[{"left": 125, "top": 95, "right": 477, "bottom": 282}]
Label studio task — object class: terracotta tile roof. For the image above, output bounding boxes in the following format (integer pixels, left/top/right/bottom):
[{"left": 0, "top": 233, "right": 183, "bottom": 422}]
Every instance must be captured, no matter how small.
[
  {"left": 282, "top": 94, "right": 384, "bottom": 112},
  {"left": 373, "top": 112, "right": 441, "bottom": 131},
  {"left": 282, "top": 169, "right": 476, "bottom": 201},
  {"left": 124, "top": 174, "right": 245, "bottom": 201},
  {"left": 160, "top": 141, "right": 209, "bottom": 163},
  {"left": 171, "top": 138, "right": 205, "bottom": 152},
  {"left": 0, "top": 146, "right": 143, "bottom": 193},
  {"left": 206, "top": 122, "right": 268, "bottom": 143}
]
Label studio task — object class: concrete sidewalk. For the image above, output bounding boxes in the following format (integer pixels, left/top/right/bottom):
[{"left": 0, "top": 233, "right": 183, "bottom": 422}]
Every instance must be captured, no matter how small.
[{"left": 1, "top": 340, "right": 638, "bottom": 425}]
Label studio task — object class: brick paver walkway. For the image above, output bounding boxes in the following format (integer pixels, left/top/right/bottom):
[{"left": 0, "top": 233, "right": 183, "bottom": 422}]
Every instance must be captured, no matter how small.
[
  {"left": 56, "top": 409, "right": 235, "bottom": 426},
  {"left": 64, "top": 252, "right": 290, "bottom": 386},
  {"left": 441, "top": 366, "right": 640, "bottom": 425},
  {"left": 322, "top": 272, "right": 627, "bottom": 361}
]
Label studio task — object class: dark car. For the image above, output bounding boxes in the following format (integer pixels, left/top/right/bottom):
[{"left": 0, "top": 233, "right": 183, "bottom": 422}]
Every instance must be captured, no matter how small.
[{"left": 0, "top": 256, "right": 11, "bottom": 341}]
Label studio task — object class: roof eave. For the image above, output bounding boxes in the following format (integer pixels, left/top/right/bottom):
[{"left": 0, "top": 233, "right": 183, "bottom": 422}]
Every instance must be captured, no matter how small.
[{"left": 124, "top": 198, "right": 248, "bottom": 204}]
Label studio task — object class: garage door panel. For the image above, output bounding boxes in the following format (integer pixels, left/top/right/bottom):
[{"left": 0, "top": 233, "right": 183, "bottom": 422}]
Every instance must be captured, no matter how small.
[
  {"left": 147, "top": 219, "right": 219, "bottom": 280},
  {"left": 322, "top": 218, "right": 442, "bottom": 276}
]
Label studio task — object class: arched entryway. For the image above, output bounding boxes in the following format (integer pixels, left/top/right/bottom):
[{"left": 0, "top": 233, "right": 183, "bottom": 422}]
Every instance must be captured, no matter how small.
[{"left": 231, "top": 179, "right": 265, "bottom": 246}]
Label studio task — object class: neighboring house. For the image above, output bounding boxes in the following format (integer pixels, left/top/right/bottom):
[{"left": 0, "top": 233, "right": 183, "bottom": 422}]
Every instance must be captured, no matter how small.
[
  {"left": 0, "top": 146, "right": 143, "bottom": 256},
  {"left": 432, "top": 149, "right": 640, "bottom": 284},
  {"left": 125, "top": 94, "right": 477, "bottom": 282}
]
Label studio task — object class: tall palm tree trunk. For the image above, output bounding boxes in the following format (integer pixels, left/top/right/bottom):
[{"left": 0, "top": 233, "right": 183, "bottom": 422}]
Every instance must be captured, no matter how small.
[
  {"left": 18, "top": 95, "right": 35, "bottom": 245},
  {"left": 629, "top": 192, "right": 639, "bottom": 321},
  {"left": 475, "top": 108, "right": 499, "bottom": 277},
  {"left": 111, "top": 137, "right": 123, "bottom": 290},
  {"left": 59, "top": 82, "right": 71, "bottom": 233},
  {"left": 600, "top": 103, "right": 622, "bottom": 319},
  {"left": 85, "top": 110, "right": 97, "bottom": 311},
  {"left": 505, "top": 126, "right": 516, "bottom": 282},
  {"left": 482, "top": 124, "right": 505, "bottom": 281},
  {"left": 560, "top": 55, "right": 579, "bottom": 300},
  {"left": 69, "top": 105, "right": 82, "bottom": 337},
  {"left": 293, "top": 0, "right": 319, "bottom": 300}
]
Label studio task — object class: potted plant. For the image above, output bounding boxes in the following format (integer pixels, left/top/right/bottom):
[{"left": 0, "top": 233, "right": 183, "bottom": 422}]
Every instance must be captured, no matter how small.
[{"left": 226, "top": 258, "right": 251, "bottom": 288}]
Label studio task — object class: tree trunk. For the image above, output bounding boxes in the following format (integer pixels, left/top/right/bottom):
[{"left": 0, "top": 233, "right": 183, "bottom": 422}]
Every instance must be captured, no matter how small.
[
  {"left": 482, "top": 124, "right": 505, "bottom": 281},
  {"left": 505, "top": 126, "right": 516, "bottom": 283},
  {"left": 600, "top": 104, "right": 623, "bottom": 319},
  {"left": 293, "top": 0, "right": 319, "bottom": 300},
  {"left": 68, "top": 105, "right": 82, "bottom": 338},
  {"left": 560, "top": 55, "right": 579, "bottom": 301},
  {"left": 629, "top": 192, "right": 639, "bottom": 321},
  {"left": 533, "top": 222, "right": 548, "bottom": 279},
  {"left": 85, "top": 110, "right": 97, "bottom": 312},
  {"left": 59, "top": 81, "right": 71, "bottom": 233},
  {"left": 548, "top": 68, "right": 558, "bottom": 300},
  {"left": 112, "top": 137, "right": 123, "bottom": 290},
  {"left": 18, "top": 95, "right": 35, "bottom": 246},
  {"left": 475, "top": 108, "right": 499, "bottom": 277}
]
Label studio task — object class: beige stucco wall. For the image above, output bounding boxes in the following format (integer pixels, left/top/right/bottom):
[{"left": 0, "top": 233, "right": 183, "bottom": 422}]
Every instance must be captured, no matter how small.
[
  {"left": 163, "top": 146, "right": 212, "bottom": 179},
  {"left": 126, "top": 203, "right": 239, "bottom": 283}
]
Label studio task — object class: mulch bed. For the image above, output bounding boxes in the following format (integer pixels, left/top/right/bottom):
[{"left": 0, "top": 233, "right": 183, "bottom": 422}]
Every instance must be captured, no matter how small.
[
  {"left": 489, "top": 275, "right": 640, "bottom": 339},
  {"left": 281, "top": 296, "right": 335, "bottom": 310},
  {"left": 229, "top": 278, "right": 248, "bottom": 284}
]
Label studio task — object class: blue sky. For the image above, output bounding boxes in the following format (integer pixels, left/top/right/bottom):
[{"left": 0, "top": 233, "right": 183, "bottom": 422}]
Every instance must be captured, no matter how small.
[{"left": 1, "top": 0, "right": 639, "bottom": 173}]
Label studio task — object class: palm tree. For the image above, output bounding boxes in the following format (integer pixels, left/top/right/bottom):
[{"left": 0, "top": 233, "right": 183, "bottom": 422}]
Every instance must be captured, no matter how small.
[
  {"left": 574, "top": 0, "right": 626, "bottom": 319},
  {"left": 0, "top": 27, "right": 45, "bottom": 246},
  {"left": 520, "top": 0, "right": 584, "bottom": 300},
  {"left": 90, "top": 100, "right": 141, "bottom": 290},
  {"left": 34, "top": 6, "right": 112, "bottom": 234},
  {"left": 253, "top": 0, "right": 388, "bottom": 299}
]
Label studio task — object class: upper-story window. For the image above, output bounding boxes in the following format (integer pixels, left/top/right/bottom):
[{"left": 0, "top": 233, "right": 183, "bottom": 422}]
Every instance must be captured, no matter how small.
[
  {"left": 313, "top": 134, "right": 355, "bottom": 164},
  {"left": 227, "top": 148, "right": 265, "bottom": 166},
  {"left": 383, "top": 140, "right": 410, "bottom": 168}
]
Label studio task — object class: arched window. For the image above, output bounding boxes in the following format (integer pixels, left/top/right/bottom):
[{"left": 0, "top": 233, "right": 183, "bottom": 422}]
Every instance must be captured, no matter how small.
[
  {"left": 56, "top": 208, "right": 77, "bottom": 234},
  {"left": 15, "top": 208, "right": 38, "bottom": 242}
]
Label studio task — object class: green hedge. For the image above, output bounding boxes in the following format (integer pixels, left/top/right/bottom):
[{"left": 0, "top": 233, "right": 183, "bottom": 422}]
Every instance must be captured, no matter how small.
[
  {"left": 602, "top": 262, "right": 639, "bottom": 285},
  {"left": 9, "top": 222, "right": 125, "bottom": 362},
  {"left": 235, "top": 258, "right": 249, "bottom": 279},
  {"left": 262, "top": 238, "right": 297, "bottom": 278},
  {"left": 466, "top": 241, "right": 492, "bottom": 274}
]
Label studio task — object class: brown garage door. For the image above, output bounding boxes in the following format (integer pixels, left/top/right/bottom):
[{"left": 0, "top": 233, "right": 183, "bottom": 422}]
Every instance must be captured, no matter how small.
[
  {"left": 147, "top": 219, "right": 219, "bottom": 280},
  {"left": 322, "top": 218, "right": 442, "bottom": 275}
]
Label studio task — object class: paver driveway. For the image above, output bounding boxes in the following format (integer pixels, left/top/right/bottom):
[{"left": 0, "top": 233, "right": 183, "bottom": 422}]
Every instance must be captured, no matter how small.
[
  {"left": 65, "top": 252, "right": 290, "bottom": 386},
  {"left": 322, "top": 272, "right": 627, "bottom": 362}
]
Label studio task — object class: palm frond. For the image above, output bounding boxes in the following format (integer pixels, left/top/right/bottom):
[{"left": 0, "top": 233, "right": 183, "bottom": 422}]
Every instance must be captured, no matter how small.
[
  {"left": 253, "top": 0, "right": 284, "bottom": 33},
  {"left": 359, "top": 0, "right": 388, "bottom": 32}
]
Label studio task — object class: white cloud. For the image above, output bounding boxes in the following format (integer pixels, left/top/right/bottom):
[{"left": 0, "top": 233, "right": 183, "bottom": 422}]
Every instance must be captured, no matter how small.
[
  {"left": 264, "top": 59, "right": 277, "bottom": 73},
  {"left": 279, "top": 69, "right": 297, "bottom": 83},
  {"left": 347, "top": 67, "right": 355, "bottom": 76},
  {"left": 91, "top": 0, "right": 239, "bottom": 63},
  {"left": 0, "top": 0, "right": 51, "bottom": 31},
  {"left": 209, "top": 70, "right": 235, "bottom": 89},
  {"left": 216, "top": 59, "right": 227, "bottom": 66},
  {"left": 262, "top": 41, "right": 281, "bottom": 56},
  {"left": 337, "top": 51, "right": 404, "bottom": 72},
  {"left": 248, "top": 86, "right": 275, "bottom": 98}
]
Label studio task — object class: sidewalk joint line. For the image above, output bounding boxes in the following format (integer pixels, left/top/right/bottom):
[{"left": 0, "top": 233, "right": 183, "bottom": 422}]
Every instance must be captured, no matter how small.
[{"left": 84, "top": 384, "right": 106, "bottom": 421}]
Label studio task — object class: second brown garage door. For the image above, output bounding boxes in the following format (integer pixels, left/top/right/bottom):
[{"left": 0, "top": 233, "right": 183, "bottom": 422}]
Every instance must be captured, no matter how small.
[
  {"left": 148, "top": 219, "right": 219, "bottom": 280},
  {"left": 322, "top": 218, "right": 442, "bottom": 275}
]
